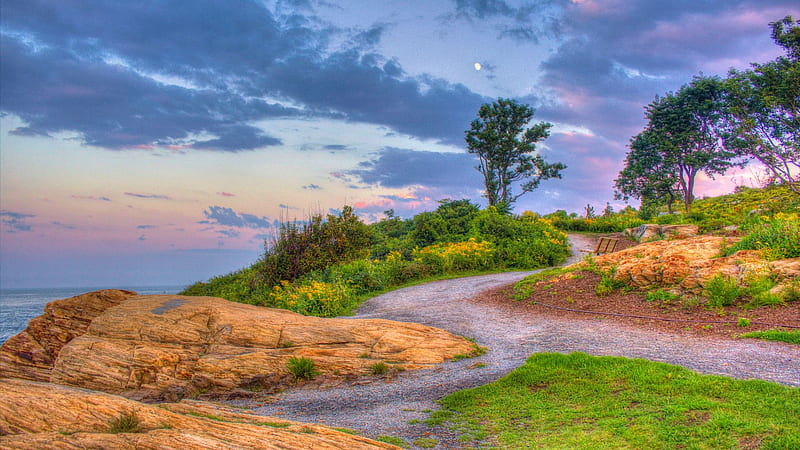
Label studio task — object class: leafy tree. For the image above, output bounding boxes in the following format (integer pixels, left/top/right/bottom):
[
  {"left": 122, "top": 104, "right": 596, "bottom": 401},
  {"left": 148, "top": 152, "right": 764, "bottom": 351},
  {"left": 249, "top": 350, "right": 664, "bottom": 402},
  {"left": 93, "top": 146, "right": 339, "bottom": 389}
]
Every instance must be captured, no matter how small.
[
  {"left": 465, "top": 98, "right": 565, "bottom": 210},
  {"left": 635, "top": 76, "right": 740, "bottom": 212},
  {"left": 615, "top": 130, "right": 680, "bottom": 213},
  {"left": 408, "top": 199, "right": 480, "bottom": 247},
  {"left": 723, "top": 16, "right": 800, "bottom": 193}
]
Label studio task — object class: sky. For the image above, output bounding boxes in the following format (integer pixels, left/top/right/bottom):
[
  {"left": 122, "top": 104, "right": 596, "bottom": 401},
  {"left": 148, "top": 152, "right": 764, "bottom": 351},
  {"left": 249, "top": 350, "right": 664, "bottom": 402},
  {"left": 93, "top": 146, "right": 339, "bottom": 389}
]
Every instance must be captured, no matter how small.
[{"left": 1, "top": 0, "right": 797, "bottom": 289}]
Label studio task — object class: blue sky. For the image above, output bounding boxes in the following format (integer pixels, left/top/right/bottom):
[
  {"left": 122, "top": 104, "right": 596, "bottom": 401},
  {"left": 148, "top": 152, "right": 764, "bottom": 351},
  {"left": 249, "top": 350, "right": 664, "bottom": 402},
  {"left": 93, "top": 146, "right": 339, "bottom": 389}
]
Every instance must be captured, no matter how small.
[{"left": 1, "top": 0, "right": 797, "bottom": 288}]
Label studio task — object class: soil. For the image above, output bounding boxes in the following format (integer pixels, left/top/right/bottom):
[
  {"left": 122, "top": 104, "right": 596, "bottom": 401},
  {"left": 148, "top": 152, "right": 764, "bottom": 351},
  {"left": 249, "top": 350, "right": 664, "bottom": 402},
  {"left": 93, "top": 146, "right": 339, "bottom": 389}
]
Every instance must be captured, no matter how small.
[{"left": 526, "top": 232, "right": 800, "bottom": 340}]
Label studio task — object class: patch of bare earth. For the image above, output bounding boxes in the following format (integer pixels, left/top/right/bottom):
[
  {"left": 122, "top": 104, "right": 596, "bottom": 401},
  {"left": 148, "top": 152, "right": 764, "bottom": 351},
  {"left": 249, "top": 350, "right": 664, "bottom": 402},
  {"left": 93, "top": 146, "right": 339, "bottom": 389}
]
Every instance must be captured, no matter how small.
[{"left": 485, "top": 235, "right": 800, "bottom": 340}]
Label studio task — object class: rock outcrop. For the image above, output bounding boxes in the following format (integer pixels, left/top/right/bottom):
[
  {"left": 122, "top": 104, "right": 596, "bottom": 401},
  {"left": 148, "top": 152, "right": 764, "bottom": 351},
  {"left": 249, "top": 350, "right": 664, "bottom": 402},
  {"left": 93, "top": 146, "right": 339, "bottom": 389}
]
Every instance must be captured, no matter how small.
[
  {"left": 590, "top": 235, "right": 799, "bottom": 292},
  {"left": 0, "top": 291, "right": 475, "bottom": 401},
  {"left": 0, "top": 378, "right": 396, "bottom": 449},
  {"left": 625, "top": 224, "right": 699, "bottom": 241}
]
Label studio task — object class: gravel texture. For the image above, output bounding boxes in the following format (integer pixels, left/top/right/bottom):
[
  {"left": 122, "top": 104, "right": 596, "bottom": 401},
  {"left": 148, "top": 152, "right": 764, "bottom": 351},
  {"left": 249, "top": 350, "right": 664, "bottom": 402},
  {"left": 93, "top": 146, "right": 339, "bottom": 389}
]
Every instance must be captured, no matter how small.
[{"left": 246, "top": 237, "right": 800, "bottom": 447}]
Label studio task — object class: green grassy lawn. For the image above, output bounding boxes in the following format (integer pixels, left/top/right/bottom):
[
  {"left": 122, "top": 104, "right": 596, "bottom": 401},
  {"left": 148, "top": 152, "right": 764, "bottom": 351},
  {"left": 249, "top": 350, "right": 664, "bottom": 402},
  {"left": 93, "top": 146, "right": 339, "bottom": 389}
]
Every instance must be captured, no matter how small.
[
  {"left": 429, "top": 352, "right": 799, "bottom": 449},
  {"left": 740, "top": 330, "right": 800, "bottom": 345}
]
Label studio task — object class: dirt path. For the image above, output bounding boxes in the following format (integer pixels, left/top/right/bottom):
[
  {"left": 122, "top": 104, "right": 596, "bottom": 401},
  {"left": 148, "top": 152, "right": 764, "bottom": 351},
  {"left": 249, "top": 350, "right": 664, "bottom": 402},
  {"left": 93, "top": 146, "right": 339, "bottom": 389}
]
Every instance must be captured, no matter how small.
[{"left": 246, "top": 235, "right": 800, "bottom": 447}]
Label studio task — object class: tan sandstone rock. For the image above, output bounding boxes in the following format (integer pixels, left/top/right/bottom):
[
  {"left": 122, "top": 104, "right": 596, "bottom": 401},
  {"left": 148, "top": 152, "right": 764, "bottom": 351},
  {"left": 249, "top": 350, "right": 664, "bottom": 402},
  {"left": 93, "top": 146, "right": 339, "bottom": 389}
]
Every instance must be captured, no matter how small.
[
  {"left": 0, "top": 292, "right": 474, "bottom": 400},
  {"left": 588, "top": 235, "right": 794, "bottom": 292},
  {"left": 0, "top": 378, "right": 397, "bottom": 449}
]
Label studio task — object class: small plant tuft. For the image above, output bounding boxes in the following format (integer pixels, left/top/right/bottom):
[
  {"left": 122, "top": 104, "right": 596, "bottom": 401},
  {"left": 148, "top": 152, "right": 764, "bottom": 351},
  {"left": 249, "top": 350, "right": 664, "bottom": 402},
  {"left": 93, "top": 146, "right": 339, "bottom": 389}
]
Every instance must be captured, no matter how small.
[
  {"left": 286, "top": 356, "right": 319, "bottom": 380},
  {"left": 737, "top": 317, "right": 751, "bottom": 327},
  {"left": 370, "top": 361, "right": 389, "bottom": 375},
  {"left": 107, "top": 410, "right": 143, "bottom": 434},
  {"left": 704, "top": 274, "right": 741, "bottom": 307},
  {"left": 377, "top": 435, "right": 409, "bottom": 447},
  {"left": 413, "top": 437, "right": 439, "bottom": 448}
]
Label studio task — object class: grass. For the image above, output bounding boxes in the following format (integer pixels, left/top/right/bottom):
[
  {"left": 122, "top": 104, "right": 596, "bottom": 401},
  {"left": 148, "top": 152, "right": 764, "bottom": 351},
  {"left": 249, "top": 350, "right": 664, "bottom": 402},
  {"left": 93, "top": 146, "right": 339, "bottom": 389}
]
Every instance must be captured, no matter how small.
[
  {"left": 107, "top": 410, "right": 144, "bottom": 434},
  {"left": 369, "top": 361, "right": 389, "bottom": 375},
  {"left": 377, "top": 435, "right": 408, "bottom": 447},
  {"left": 286, "top": 356, "right": 319, "bottom": 380},
  {"left": 740, "top": 329, "right": 800, "bottom": 345},
  {"left": 431, "top": 352, "right": 800, "bottom": 449}
]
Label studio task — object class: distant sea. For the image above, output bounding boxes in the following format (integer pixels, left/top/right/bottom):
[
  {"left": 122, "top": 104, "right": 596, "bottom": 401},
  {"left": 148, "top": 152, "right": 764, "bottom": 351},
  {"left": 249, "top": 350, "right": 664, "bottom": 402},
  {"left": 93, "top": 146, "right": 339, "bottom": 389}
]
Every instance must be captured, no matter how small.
[{"left": 0, "top": 285, "right": 186, "bottom": 344}]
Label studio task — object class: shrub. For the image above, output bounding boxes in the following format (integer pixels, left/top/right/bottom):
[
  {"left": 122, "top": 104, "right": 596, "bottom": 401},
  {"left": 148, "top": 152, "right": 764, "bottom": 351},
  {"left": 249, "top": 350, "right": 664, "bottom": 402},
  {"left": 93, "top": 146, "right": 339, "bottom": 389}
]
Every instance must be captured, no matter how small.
[
  {"left": 722, "top": 213, "right": 800, "bottom": 260},
  {"left": 269, "top": 279, "right": 354, "bottom": 317},
  {"left": 646, "top": 289, "right": 680, "bottom": 303},
  {"left": 287, "top": 356, "right": 319, "bottom": 380},
  {"left": 108, "top": 411, "right": 143, "bottom": 434},
  {"left": 412, "top": 239, "right": 495, "bottom": 273},
  {"left": 737, "top": 317, "right": 751, "bottom": 327},
  {"left": 595, "top": 266, "right": 624, "bottom": 296},
  {"left": 369, "top": 362, "right": 389, "bottom": 375},
  {"left": 704, "top": 274, "right": 741, "bottom": 307}
]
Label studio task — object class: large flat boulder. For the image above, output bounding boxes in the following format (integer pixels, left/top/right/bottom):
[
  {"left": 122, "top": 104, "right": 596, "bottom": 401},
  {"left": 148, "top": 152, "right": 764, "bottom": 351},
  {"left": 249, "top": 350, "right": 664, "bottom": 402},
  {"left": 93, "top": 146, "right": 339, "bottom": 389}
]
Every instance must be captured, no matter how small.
[
  {"left": 1, "top": 291, "right": 474, "bottom": 401},
  {"left": 0, "top": 378, "right": 396, "bottom": 449}
]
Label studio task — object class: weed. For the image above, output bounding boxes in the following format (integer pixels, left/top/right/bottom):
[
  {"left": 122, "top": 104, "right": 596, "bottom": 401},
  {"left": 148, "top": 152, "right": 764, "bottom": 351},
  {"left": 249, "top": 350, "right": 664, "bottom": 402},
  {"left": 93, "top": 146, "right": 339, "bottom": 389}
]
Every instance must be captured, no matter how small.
[
  {"left": 107, "top": 410, "right": 143, "bottom": 434},
  {"left": 704, "top": 274, "right": 741, "bottom": 307},
  {"left": 595, "top": 266, "right": 624, "bottom": 296},
  {"left": 286, "top": 356, "right": 319, "bottom": 380},
  {"left": 646, "top": 289, "right": 680, "bottom": 303},
  {"left": 359, "top": 352, "right": 370, "bottom": 358},
  {"left": 452, "top": 343, "right": 488, "bottom": 361},
  {"left": 259, "top": 421, "right": 291, "bottom": 428},
  {"left": 333, "top": 427, "right": 357, "bottom": 435},
  {"left": 377, "top": 435, "right": 408, "bottom": 447},
  {"left": 737, "top": 317, "right": 751, "bottom": 327},
  {"left": 408, "top": 419, "right": 420, "bottom": 424},
  {"left": 744, "top": 291, "right": 784, "bottom": 309},
  {"left": 781, "top": 281, "right": 800, "bottom": 302},
  {"left": 370, "top": 361, "right": 389, "bottom": 375},
  {"left": 278, "top": 341, "right": 295, "bottom": 348},
  {"left": 300, "top": 426, "right": 316, "bottom": 434},
  {"left": 413, "top": 438, "right": 438, "bottom": 448}
]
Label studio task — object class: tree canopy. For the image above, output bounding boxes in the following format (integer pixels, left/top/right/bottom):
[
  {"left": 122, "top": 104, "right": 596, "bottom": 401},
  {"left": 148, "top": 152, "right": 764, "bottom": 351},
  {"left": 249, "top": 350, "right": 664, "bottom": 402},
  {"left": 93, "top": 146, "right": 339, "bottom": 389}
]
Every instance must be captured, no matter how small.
[
  {"left": 465, "top": 98, "right": 565, "bottom": 211},
  {"left": 618, "top": 76, "right": 741, "bottom": 212}
]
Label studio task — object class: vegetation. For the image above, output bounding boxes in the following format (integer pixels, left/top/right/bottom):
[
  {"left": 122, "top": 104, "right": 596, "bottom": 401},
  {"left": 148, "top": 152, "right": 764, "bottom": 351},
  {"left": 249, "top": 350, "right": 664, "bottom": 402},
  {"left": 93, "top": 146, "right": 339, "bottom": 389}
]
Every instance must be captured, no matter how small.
[
  {"left": 720, "top": 212, "right": 800, "bottom": 260},
  {"left": 286, "top": 356, "right": 319, "bottom": 380},
  {"left": 182, "top": 200, "right": 570, "bottom": 318},
  {"left": 430, "top": 352, "right": 800, "bottom": 448},
  {"left": 465, "top": 98, "right": 565, "bottom": 210},
  {"left": 369, "top": 362, "right": 389, "bottom": 375},
  {"left": 107, "top": 410, "right": 143, "bottom": 434},
  {"left": 740, "top": 329, "right": 800, "bottom": 345}
]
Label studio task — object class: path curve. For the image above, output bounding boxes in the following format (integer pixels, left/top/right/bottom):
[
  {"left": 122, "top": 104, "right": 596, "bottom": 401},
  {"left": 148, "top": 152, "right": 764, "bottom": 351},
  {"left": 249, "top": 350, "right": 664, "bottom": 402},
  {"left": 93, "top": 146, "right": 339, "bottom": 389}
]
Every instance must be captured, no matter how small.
[{"left": 249, "top": 237, "right": 800, "bottom": 445}]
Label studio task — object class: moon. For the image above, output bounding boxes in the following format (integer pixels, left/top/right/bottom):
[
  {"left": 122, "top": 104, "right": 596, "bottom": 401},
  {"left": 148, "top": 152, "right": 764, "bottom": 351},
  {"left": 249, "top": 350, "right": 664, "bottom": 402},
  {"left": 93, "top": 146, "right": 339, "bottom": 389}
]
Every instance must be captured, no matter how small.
[{"left": 473, "top": 62, "right": 482, "bottom": 71}]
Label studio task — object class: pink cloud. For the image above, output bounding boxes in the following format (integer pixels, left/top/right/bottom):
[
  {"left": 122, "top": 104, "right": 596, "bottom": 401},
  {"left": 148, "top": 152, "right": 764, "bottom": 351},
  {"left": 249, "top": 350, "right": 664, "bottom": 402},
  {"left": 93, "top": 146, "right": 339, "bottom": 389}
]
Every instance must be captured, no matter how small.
[{"left": 217, "top": 191, "right": 235, "bottom": 197}]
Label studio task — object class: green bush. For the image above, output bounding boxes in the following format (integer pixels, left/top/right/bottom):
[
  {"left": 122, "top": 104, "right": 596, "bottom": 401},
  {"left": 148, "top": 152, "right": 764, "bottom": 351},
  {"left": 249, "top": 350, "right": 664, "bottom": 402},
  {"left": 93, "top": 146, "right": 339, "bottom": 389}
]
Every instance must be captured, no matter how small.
[
  {"left": 722, "top": 213, "right": 800, "bottom": 260},
  {"left": 287, "top": 356, "right": 319, "bottom": 380},
  {"left": 704, "top": 274, "right": 741, "bottom": 307},
  {"left": 369, "top": 362, "right": 389, "bottom": 375},
  {"left": 108, "top": 411, "right": 143, "bottom": 434}
]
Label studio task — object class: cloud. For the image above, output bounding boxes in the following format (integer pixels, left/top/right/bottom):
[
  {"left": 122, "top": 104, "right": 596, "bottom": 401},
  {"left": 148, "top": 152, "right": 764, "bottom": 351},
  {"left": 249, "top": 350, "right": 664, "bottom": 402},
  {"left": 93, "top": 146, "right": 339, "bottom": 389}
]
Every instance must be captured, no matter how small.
[
  {"left": 323, "top": 144, "right": 350, "bottom": 151},
  {"left": 444, "top": 0, "right": 563, "bottom": 43},
  {"left": 302, "top": 184, "right": 322, "bottom": 190},
  {"left": 217, "top": 229, "right": 240, "bottom": 238},
  {"left": 0, "top": 210, "right": 35, "bottom": 232},
  {"left": 136, "top": 224, "right": 156, "bottom": 229},
  {"left": 348, "top": 147, "right": 482, "bottom": 190},
  {"left": 202, "top": 206, "right": 272, "bottom": 229},
  {"left": 1, "top": 1, "right": 489, "bottom": 150},
  {"left": 124, "top": 192, "right": 172, "bottom": 200},
  {"left": 217, "top": 192, "right": 235, "bottom": 197},
  {"left": 72, "top": 195, "right": 112, "bottom": 202}
]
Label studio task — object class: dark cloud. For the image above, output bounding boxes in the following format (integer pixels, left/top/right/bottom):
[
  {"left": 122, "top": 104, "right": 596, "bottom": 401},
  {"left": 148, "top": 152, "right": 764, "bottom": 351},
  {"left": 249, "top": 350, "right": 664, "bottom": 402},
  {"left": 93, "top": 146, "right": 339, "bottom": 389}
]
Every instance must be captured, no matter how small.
[
  {"left": 202, "top": 206, "right": 272, "bottom": 229},
  {"left": 1, "top": 210, "right": 35, "bottom": 232},
  {"left": 348, "top": 147, "right": 482, "bottom": 189},
  {"left": 124, "top": 192, "right": 171, "bottom": 200},
  {"left": 1, "top": 1, "right": 488, "bottom": 150},
  {"left": 323, "top": 144, "right": 350, "bottom": 151},
  {"left": 302, "top": 184, "right": 322, "bottom": 190},
  {"left": 217, "top": 229, "right": 240, "bottom": 238},
  {"left": 51, "top": 221, "right": 77, "bottom": 230},
  {"left": 445, "top": 0, "right": 563, "bottom": 43},
  {"left": 136, "top": 225, "right": 156, "bottom": 229}
]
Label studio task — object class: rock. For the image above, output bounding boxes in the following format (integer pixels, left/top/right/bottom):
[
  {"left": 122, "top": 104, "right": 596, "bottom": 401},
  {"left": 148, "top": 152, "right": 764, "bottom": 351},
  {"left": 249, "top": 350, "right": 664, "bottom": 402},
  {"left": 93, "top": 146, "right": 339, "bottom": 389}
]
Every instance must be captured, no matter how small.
[
  {"left": 0, "top": 292, "right": 474, "bottom": 401},
  {"left": 626, "top": 224, "right": 699, "bottom": 241},
  {"left": 0, "top": 289, "right": 136, "bottom": 381},
  {"left": 0, "top": 378, "right": 396, "bottom": 449},
  {"left": 588, "top": 235, "right": 787, "bottom": 292}
]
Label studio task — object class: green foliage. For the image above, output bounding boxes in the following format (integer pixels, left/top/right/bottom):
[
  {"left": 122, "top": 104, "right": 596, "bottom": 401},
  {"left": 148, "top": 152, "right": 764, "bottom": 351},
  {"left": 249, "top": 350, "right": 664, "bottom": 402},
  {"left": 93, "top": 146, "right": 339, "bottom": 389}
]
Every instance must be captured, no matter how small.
[
  {"left": 432, "top": 352, "right": 800, "bottom": 448},
  {"left": 107, "top": 411, "right": 143, "bottom": 434},
  {"left": 412, "top": 438, "right": 438, "bottom": 448},
  {"left": 377, "top": 435, "right": 408, "bottom": 447},
  {"left": 595, "top": 266, "right": 624, "bottom": 296},
  {"left": 369, "top": 362, "right": 388, "bottom": 375},
  {"left": 740, "top": 329, "right": 800, "bottom": 345},
  {"left": 721, "top": 212, "right": 800, "bottom": 260},
  {"left": 465, "top": 98, "right": 565, "bottom": 207},
  {"left": 546, "top": 206, "right": 645, "bottom": 233},
  {"left": 704, "top": 274, "right": 742, "bottom": 307},
  {"left": 737, "top": 317, "right": 751, "bottom": 327},
  {"left": 286, "top": 356, "right": 319, "bottom": 380},
  {"left": 646, "top": 289, "right": 680, "bottom": 303},
  {"left": 513, "top": 266, "right": 577, "bottom": 301}
]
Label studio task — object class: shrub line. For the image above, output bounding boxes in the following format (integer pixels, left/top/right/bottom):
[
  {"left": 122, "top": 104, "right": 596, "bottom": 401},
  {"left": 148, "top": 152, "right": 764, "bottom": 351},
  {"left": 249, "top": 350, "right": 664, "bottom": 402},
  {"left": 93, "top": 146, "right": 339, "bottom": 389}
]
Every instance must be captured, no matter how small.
[{"left": 530, "top": 301, "right": 800, "bottom": 328}]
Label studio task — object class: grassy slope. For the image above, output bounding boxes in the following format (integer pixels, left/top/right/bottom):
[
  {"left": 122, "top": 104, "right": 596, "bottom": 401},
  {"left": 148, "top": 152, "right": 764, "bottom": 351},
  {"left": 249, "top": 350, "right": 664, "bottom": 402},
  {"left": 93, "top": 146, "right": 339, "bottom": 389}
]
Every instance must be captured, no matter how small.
[{"left": 431, "top": 352, "right": 799, "bottom": 449}]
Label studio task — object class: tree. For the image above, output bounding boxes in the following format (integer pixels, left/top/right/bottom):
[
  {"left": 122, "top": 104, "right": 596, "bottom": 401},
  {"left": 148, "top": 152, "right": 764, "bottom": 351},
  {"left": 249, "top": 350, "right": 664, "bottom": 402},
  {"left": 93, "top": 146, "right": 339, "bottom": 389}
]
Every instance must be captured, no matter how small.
[
  {"left": 615, "top": 130, "right": 680, "bottom": 213},
  {"left": 723, "top": 16, "right": 800, "bottom": 193},
  {"left": 638, "top": 76, "right": 740, "bottom": 212},
  {"left": 465, "top": 98, "right": 566, "bottom": 210}
]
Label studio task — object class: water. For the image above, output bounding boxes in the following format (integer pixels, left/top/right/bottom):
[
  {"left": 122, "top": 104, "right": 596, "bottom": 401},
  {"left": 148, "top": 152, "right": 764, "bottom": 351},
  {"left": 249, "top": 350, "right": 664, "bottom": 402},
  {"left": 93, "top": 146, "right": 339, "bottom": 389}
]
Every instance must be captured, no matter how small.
[{"left": 0, "top": 285, "right": 186, "bottom": 344}]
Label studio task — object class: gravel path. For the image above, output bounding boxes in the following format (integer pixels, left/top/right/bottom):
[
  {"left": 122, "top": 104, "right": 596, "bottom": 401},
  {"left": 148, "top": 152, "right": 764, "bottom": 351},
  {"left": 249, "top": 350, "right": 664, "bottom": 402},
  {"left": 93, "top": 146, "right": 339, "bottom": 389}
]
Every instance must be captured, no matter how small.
[{"left": 249, "top": 237, "right": 800, "bottom": 447}]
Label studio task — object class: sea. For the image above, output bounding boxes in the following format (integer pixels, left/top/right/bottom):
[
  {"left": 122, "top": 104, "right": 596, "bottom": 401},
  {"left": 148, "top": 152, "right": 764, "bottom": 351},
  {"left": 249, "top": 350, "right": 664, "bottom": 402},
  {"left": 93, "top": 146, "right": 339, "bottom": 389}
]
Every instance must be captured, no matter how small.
[{"left": 0, "top": 285, "right": 186, "bottom": 345}]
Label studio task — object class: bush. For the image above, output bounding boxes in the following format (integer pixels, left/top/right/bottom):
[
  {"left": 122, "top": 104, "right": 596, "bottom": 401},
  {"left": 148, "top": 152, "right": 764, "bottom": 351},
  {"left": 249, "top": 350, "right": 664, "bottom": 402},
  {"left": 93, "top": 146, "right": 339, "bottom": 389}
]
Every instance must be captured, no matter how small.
[
  {"left": 370, "top": 362, "right": 389, "bottom": 375},
  {"left": 108, "top": 411, "right": 143, "bottom": 434},
  {"left": 722, "top": 213, "right": 800, "bottom": 260},
  {"left": 269, "top": 279, "right": 355, "bottom": 317},
  {"left": 413, "top": 239, "right": 495, "bottom": 273},
  {"left": 704, "top": 274, "right": 741, "bottom": 307},
  {"left": 287, "top": 356, "right": 319, "bottom": 380}
]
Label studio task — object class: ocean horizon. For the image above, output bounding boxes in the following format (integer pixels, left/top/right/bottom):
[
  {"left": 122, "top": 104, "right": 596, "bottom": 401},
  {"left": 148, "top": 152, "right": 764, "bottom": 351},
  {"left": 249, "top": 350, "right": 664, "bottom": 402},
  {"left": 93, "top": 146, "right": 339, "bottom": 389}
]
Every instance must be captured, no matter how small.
[{"left": 0, "top": 285, "right": 187, "bottom": 344}]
